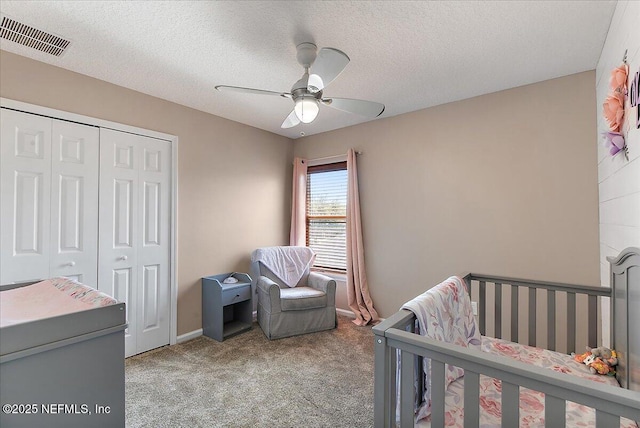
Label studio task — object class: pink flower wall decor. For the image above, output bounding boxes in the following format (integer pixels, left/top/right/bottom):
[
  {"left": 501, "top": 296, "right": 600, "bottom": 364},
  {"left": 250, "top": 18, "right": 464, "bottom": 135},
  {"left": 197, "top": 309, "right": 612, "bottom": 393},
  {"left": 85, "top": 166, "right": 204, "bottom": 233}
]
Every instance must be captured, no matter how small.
[
  {"left": 603, "top": 91, "right": 625, "bottom": 132},
  {"left": 610, "top": 64, "right": 629, "bottom": 94},
  {"left": 602, "top": 59, "right": 630, "bottom": 159},
  {"left": 603, "top": 131, "right": 628, "bottom": 160},
  {"left": 603, "top": 62, "right": 628, "bottom": 133}
]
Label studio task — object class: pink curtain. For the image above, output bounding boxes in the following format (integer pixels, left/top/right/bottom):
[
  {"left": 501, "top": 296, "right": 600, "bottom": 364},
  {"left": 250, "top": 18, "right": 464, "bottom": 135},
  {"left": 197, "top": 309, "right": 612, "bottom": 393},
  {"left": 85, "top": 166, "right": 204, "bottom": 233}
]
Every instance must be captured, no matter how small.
[
  {"left": 346, "top": 149, "right": 379, "bottom": 326},
  {"left": 290, "top": 157, "right": 307, "bottom": 246}
]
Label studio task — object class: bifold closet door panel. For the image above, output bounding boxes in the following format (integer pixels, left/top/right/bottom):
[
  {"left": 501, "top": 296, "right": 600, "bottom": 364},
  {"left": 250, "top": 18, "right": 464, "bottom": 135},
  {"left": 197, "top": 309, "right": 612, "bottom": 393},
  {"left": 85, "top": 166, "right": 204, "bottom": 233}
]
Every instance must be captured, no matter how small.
[
  {"left": 135, "top": 136, "right": 171, "bottom": 355},
  {"left": 98, "top": 128, "right": 171, "bottom": 357},
  {"left": 49, "top": 119, "right": 99, "bottom": 287},
  {"left": 0, "top": 109, "right": 52, "bottom": 284},
  {"left": 99, "top": 128, "right": 140, "bottom": 357}
]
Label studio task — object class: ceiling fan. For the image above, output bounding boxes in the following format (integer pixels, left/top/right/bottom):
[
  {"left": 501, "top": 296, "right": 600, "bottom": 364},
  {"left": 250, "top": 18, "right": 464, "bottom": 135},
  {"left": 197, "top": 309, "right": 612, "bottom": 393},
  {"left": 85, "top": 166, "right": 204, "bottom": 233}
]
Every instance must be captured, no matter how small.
[{"left": 215, "top": 43, "right": 385, "bottom": 129}]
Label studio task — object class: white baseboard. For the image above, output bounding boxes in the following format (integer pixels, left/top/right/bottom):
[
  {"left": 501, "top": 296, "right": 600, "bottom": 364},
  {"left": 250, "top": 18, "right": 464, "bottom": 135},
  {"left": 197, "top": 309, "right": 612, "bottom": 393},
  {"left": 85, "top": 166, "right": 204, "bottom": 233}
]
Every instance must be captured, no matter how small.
[
  {"left": 177, "top": 328, "right": 202, "bottom": 343},
  {"left": 336, "top": 308, "right": 355, "bottom": 319}
]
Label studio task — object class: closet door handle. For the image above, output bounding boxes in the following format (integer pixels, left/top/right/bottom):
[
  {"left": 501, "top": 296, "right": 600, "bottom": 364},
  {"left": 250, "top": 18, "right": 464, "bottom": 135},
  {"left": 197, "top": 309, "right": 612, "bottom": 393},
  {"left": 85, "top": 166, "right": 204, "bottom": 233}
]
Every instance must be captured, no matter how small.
[
  {"left": 119, "top": 255, "right": 128, "bottom": 261},
  {"left": 66, "top": 261, "right": 76, "bottom": 267}
]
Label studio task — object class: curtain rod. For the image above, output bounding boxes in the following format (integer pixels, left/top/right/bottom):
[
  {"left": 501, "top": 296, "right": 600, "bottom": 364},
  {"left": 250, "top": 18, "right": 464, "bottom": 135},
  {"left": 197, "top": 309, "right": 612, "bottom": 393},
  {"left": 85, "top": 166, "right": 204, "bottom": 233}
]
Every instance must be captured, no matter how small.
[{"left": 306, "top": 151, "right": 362, "bottom": 163}]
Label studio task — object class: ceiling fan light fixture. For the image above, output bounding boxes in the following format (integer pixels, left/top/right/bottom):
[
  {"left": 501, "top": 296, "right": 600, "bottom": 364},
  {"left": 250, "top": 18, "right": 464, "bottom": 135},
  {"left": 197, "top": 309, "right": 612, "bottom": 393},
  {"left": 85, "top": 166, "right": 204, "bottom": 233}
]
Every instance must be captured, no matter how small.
[
  {"left": 307, "top": 74, "right": 323, "bottom": 93},
  {"left": 294, "top": 98, "right": 319, "bottom": 124},
  {"left": 216, "top": 43, "right": 385, "bottom": 130}
]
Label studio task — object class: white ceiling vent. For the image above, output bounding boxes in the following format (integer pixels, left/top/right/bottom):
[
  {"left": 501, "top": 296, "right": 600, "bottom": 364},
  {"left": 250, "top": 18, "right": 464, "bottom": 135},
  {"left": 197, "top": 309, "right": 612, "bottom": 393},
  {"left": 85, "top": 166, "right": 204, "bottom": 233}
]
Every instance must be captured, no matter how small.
[{"left": 0, "top": 16, "right": 70, "bottom": 57}]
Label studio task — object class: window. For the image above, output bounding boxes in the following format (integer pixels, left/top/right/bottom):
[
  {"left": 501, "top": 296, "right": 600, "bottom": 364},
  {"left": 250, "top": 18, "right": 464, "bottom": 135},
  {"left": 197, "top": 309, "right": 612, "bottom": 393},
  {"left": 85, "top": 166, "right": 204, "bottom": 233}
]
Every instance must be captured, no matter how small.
[{"left": 306, "top": 161, "right": 347, "bottom": 271}]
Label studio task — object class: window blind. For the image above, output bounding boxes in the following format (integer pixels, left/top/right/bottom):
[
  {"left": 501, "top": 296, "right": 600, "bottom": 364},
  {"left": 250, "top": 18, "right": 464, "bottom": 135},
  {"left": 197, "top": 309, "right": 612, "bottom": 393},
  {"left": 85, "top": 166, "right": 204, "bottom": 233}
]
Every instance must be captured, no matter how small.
[{"left": 306, "top": 162, "right": 347, "bottom": 271}]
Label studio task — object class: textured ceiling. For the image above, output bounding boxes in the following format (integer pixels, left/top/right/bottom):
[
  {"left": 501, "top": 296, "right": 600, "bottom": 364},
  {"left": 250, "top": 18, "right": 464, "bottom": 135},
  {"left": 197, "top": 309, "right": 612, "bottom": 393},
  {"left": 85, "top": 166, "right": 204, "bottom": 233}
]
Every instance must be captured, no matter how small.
[{"left": 0, "top": 1, "right": 616, "bottom": 139}]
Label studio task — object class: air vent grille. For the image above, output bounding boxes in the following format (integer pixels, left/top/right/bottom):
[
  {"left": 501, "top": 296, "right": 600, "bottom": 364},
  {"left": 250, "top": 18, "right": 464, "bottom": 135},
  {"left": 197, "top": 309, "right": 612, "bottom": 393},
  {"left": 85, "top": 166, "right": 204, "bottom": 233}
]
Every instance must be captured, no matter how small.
[{"left": 0, "top": 16, "right": 70, "bottom": 56}]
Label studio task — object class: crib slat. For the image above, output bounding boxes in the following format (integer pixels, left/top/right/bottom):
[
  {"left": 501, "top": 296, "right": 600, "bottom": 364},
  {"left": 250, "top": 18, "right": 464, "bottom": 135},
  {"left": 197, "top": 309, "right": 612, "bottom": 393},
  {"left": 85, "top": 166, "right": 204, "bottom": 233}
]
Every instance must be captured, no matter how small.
[
  {"left": 495, "top": 282, "right": 502, "bottom": 339},
  {"left": 463, "top": 371, "right": 479, "bottom": 428},
  {"left": 545, "top": 395, "right": 565, "bottom": 428},
  {"left": 479, "top": 281, "right": 486, "bottom": 335},
  {"left": 567, "top": 292, "right": 576, "bottom": 354},
  {"left": 400, "top": 350, "right": 415, "bottom": 427},
  {"left": 547, "top": 290, "right": 556, "bottom": 351},
  {"left": 529, "top": 287, "right": 537, "bottom": 346},
  {"left": 511, "top": 285, "right": 519, "bottom": 343},
  {"left": 595, "top": 410, "right": 619, "bottom": 427},
  {"left": 588, "top": 295, "right": 597, "bottom": 347},
  {"left": 431, "top": 360, "right": 446, "bottom": 428},
  {"left": 416, "top": 356, "right": 424, "bottom": 409},
  {"left": 501, "top": 381, "right": 519, "bottom": 427}
]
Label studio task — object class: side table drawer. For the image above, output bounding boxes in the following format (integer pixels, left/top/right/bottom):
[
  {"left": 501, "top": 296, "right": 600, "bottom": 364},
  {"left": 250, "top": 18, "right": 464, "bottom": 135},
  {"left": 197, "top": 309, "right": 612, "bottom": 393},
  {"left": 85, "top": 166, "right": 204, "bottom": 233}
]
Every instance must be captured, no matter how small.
[{"left": 221, "top": 285, "right": 251, "bottom": 306}]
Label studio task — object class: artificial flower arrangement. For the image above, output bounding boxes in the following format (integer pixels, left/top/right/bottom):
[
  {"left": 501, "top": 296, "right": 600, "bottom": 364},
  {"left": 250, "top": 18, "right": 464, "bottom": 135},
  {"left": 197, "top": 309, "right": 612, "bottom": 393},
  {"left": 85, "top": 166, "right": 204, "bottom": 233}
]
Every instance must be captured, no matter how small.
[{"left": 603, "top": 61, "right": 629, "bottom": 160}]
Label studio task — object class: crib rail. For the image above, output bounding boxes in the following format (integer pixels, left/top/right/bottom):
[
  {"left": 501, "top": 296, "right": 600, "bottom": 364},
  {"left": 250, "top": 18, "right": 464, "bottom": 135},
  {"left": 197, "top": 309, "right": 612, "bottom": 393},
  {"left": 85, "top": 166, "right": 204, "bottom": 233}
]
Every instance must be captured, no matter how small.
[
  {"left": 374, "top": 320, "right": 640, "bottom": 427},
  {"left": 372, "top": 274, "right": 626, "bottom": 428},
  {"left": 463, "top": 274, "right": 610, "bottom": 354}
]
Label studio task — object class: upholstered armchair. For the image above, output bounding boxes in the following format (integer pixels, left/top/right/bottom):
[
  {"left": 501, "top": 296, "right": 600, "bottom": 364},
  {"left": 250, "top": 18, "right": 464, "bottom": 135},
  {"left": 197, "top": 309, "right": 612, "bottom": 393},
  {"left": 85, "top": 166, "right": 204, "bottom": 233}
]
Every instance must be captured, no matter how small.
[{"left": 251, "top": 246, "right": 336, "bottom": 340}]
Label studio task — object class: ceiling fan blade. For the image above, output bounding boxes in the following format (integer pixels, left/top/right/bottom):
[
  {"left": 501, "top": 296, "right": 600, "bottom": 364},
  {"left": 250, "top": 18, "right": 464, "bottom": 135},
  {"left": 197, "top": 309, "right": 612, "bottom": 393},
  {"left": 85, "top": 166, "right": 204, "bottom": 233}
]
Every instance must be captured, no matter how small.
[
  {"left": 281, "top": 110, "right": 301, "bottom": 129},
  {"left": 307, "top": 48, "right": 350, "bottom": 93},
  {"left": 321, "top": 98, "right": 385, "bottom": 117},
  {"left": 215, "top": 85, "right": 291, "bottom": 98}
]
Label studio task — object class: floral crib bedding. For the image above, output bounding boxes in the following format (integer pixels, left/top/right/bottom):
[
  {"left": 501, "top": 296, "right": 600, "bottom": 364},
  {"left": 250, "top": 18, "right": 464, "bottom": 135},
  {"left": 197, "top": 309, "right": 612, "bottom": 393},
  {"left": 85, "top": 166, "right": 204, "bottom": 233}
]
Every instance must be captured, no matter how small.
[
  {"left": 400, "top": 276, "right": 637, "bottom": 428},
  {"left": 0, "top": 277, "right": 118, "bottom": 327},
  {"left": 415, "top": 336, "right": 637, "bottom": 428}
]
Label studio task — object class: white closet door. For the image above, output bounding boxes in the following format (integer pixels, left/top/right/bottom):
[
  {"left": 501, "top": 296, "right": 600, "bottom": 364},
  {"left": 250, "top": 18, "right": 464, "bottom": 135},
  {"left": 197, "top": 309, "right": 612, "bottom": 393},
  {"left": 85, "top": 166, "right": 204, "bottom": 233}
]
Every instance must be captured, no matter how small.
[
  {"left": 49, "top": 120, "right": 99, "bottom": 287},
  {"left": 99, "top": 128, "right": 140, "bottom": 357},
  {"left": 136, "top": 137, "right": 171, "bottom": 354},
  {"left": 0, "top": 109, "right": 52, "bottom": 284},
  {"left": 98, "top": 128, "right": 170, "bottom": 357}
]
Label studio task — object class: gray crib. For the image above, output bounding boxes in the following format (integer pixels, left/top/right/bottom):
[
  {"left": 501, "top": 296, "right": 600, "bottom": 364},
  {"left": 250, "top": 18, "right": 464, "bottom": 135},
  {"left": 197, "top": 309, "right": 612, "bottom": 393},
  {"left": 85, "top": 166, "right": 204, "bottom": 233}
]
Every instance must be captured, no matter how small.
[{"left": 373, "top": 247, "right": 640, "bottom": 427}]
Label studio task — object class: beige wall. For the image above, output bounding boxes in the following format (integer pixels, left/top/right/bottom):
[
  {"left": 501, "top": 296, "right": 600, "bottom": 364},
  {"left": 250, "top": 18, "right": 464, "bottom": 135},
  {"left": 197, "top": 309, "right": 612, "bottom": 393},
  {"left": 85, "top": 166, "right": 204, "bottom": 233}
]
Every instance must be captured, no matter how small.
[
  {"left": 295, "top": 71, "right": 601, "bottom": 319},
  {"left": 0, "top": 50, "right": 293, "bottom": 336}
]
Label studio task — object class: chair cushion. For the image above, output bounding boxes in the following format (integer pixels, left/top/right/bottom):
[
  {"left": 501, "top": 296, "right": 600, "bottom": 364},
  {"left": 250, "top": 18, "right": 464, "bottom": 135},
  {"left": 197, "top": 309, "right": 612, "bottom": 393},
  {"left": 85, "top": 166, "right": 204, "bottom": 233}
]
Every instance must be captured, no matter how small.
[{"left": 280, "top": 286, "right": 327, "bottom": 311}]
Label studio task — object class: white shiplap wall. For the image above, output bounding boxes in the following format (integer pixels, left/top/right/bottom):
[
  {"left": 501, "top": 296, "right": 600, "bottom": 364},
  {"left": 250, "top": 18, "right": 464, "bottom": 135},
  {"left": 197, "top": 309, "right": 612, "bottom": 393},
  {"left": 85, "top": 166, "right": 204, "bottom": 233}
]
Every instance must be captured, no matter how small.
[{"left": 596, "top": 0, "right": 640, "bottom": 347}]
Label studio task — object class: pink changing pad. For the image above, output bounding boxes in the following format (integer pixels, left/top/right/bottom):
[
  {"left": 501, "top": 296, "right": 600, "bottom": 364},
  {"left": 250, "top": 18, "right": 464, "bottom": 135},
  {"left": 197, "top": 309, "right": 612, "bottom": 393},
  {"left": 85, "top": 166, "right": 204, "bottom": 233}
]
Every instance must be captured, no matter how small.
[{"left": 0, "top": 277, "right": 118, "bottom": 327}]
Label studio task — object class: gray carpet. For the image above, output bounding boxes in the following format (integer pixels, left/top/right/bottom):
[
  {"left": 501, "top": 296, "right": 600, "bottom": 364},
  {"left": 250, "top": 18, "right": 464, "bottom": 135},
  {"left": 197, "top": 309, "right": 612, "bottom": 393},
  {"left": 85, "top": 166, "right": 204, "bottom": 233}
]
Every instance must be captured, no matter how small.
[{"left": 125, "top": 316, "right": 375, "bottom": 427}]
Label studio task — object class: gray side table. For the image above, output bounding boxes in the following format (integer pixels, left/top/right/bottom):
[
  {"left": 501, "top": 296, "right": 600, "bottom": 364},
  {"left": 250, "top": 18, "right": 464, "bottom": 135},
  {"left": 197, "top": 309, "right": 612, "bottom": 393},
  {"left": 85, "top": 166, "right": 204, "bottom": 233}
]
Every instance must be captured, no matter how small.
[{"left": 202, "top": 272, "right": 252, "bottom": 341}]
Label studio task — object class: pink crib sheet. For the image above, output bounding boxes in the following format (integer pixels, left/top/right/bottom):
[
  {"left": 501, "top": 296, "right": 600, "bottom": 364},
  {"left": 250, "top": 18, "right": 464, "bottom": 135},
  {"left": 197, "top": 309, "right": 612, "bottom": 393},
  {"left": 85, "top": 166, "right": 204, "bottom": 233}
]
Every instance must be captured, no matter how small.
[{"left": 416, "top": 337, "right": 637, "bottom": 428}]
